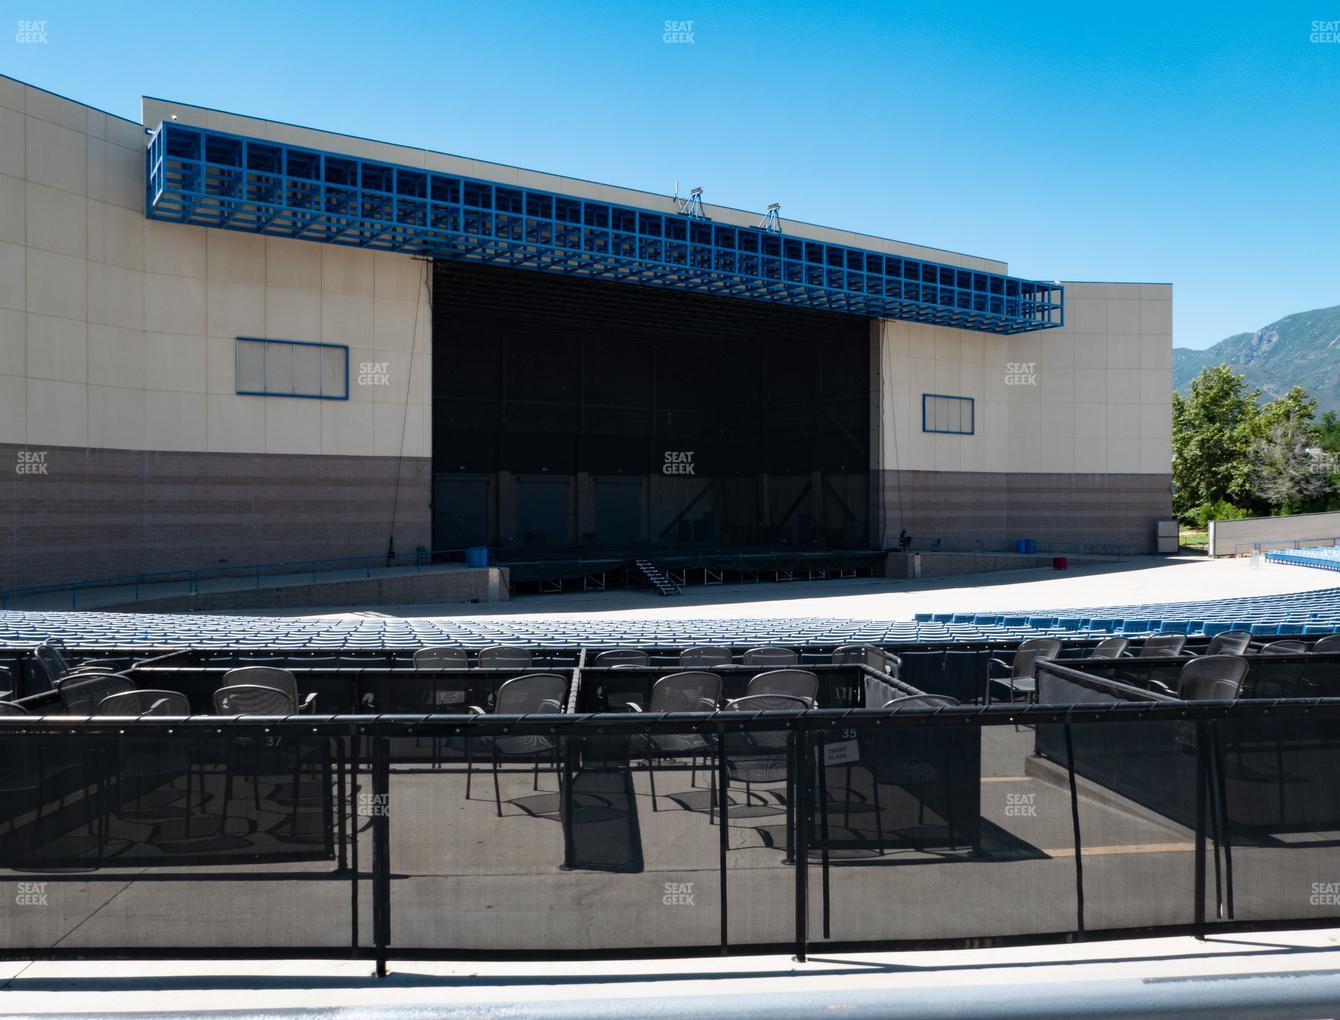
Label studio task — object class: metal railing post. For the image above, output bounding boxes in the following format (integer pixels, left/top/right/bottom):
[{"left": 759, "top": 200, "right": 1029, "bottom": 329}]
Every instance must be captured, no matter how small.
[
  {"left": 718, "top": 720, "right": 730, "bottom": 954},
  {"left": 793, "top": 724, "right": 810, "bottom": 963},
  {"left": 372, "top": 734, "right": 391, "bottom": 978},
  {"left": 1063, "top": 722, "right": 1086, "bottom": 938},
  {"left": 1193, "top": 720, "right": 1208, "bottom": 931}
]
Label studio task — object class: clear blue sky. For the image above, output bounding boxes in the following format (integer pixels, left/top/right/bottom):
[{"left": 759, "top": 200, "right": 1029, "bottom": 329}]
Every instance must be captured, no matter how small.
[{"left": 7, "top": 0, "right": 1338, "bottom": 348}]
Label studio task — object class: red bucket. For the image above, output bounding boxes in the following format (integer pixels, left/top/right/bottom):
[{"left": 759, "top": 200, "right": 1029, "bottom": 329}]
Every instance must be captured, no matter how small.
[{"left": 1052, "top": 556, "right": 1068, "bottom": 570}]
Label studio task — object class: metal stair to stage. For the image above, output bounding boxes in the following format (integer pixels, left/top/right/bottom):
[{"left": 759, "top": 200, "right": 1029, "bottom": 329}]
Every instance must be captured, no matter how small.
[{"left": 634, "top": 559, "right": 683, "bottom": 597}]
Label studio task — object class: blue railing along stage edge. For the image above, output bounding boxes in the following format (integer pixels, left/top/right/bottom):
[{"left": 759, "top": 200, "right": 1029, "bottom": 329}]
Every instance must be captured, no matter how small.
[{"left": 145, "top": 121, "right": 1063, "bottom": 334}]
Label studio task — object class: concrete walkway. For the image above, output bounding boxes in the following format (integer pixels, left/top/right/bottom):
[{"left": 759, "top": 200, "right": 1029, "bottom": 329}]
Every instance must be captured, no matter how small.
[
  {"left": 301, "top": 555, "right": 1340, "bottom": 622},
  {"left": 4, "top": 929, "right": 1340, "bottom": 1016}
]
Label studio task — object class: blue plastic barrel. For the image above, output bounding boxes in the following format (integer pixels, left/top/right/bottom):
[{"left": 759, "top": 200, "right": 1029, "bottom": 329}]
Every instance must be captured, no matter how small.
[{"left": 466, "top": 546, "right": 489, "bottom": 568}]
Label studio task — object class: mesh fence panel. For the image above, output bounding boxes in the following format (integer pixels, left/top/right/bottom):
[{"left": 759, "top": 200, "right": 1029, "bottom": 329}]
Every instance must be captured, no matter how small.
[
  {"left": 0, "top": 730, "right": 353, "bottom": 952},
  {"left": 1, "top": 700, "right": 1339, "bottom": 959},
  {"left": 385, "top": 728, "right": 723, "bottom": 953},
  {"left": 1213, "top": 712, "right": 1340, "bottom": 925},
  {"left": 807, "top": 720, "right": 1077, "bottom": 944}
]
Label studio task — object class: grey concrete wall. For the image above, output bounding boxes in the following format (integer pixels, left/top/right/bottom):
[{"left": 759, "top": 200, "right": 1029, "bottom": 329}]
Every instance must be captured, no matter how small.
[
  {"left": 1208, "top": 510, "right": 1340, "bottom": 557},
  {"left": 97, "top": 565, "right": 506, "bottom": 612},
  {"left": 884, "top": 551, "right": 1104, "bottom": 578},
  {"left": 0, "top": 442, "right": 430, "bottom": 588},
  {"left": 876, "top": 469, "right": 1172, "bottom": 554}
]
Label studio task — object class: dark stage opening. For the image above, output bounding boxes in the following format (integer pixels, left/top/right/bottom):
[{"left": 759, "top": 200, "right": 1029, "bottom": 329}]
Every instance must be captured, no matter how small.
[{"left": 431, "top": 261, "right": 870, "bottom": 555}]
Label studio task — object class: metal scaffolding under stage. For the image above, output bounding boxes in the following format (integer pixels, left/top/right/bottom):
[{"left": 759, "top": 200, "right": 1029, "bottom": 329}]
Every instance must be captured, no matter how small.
[{"left": 145, "top": 122, "right": 1064, "bottom": 334}]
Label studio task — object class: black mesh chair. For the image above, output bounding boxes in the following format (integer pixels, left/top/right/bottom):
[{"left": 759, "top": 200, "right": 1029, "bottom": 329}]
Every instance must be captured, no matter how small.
[
  {"left": 410, "top": 647, "right": 472, "bottom": 764},
  {"left": 466, "top": 673, "right": 567, "bottom": 817},
  {"left": 95, "top": 690, "right": 190, "bottom": 716},
  {"left": 747, "top": 669, "right": 818, "bottom": 705},
  {"left": 1203, "top": 631, "right": 1253, "bottom": 656},
  {"left": 93, "top": 690, "right": 197, "bottom": 840},
  {"left": 1178, "top": 656, "right": 1249, "bottom": 701},
  {"left": 412, "top": 647, "right": 468, "bottom": 669},
  {"left": 60, "top": 665, "right": 119, "bottom": 681},
  {"left": 593, "top": 648, "right": 650, "bottom": 667},
  {"left": 742, "top": 647, "right": 798, "bottom": 667},
  {"left": 1260, "top": 640, "right": 1307, "bottom": 655},
  {"left": 33, "top": 639, "right": 72, "bottom": 687},
  {"left": 1311, "top": 634, "right": 1340, "bottom": 654},
  {"left": 211, "top": 684, "right": 301, "bottom": 835},
  {"left": 1252, "top": 641, "right": 1309, "bottom": 698},
  {"left": 1175, "top": 653, "right": 1250, "bottom": 918},
  {"left": 680, "top": 646, "right": 732, "bottom": 667},
  {"left": 1089, "top": 637, "right": 1129, "bottom": 658},
  {"left": 832, "top": 645, "right": 892, "bottom": 670},
  {"left": 1137, "top": 634, "right": 1187, "bottom": 658},
  {"left": 58, "top": 672, "right": 135, "bottom": 714},
  {"left": 627, "top": 672, "right": 721, "bottom": 812},
  {"left": 211, "top": 684, "right": 296, "bottom": 715},
  {"left": 477, "top": 646, "right": 532, "bottom": 669},
  {"left": 857, "top": 693, "right": 961, "bottom": 852},
  {"left": 986, "top": 639, "right": 1061, "bottom": 705},
  {"left": 718, "top": 693, "right": 810, "bottom": 832},
  {"left": 220, "top": 667, "right": 317, "bottom": 713}
]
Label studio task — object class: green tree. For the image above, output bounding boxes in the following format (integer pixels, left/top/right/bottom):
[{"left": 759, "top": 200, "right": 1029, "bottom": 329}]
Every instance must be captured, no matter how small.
[
  {"left": 1249, "top": 387, "right": 1334, "bottom": 512},
  {"left": 1171, "top": 365, "right": 1261, "bottom": 517},
  {"left": 1319, "top": 410, "right": 1340, "bottom": 453},
  {"left": 1256, "top": 386, "right": 1319, "bottom": 442}
]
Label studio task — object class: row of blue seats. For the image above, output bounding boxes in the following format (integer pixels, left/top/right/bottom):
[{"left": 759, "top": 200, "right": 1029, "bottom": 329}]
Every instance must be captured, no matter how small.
[
  {"left": 911, "top": 613, "right": 1340, "bottom": 637},
  {"left": 1268, "top": 549, "right": 1340, "bottom": 571},
  {"left": 4, "top": 588, "right": 1340, "bottom": 647}
]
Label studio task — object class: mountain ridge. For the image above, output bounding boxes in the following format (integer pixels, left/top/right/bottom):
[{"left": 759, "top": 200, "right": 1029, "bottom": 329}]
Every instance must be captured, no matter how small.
[{"left": 1173, "top": 304, "right": 1340, "bottom": 412}]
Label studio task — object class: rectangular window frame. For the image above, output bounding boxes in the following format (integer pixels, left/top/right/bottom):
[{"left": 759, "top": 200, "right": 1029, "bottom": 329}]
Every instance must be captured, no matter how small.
[
  {"left": 235, "top": 337, "right": 349, "bottom": 400},
  {"left": 921, "top": 393, "right": 975, "bottom": 435}
]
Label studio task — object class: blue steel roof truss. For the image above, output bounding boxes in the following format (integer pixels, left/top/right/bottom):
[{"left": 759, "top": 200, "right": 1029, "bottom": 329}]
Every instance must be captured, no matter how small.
[{"left": 145, "top": 123, "right": 1063, "bottom": 334}]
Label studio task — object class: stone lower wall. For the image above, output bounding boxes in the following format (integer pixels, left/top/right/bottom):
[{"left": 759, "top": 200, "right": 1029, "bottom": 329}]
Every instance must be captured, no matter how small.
[
  {"left": 876, "top": 470, "right": 1172, "bottom": 554},
  {"left": 0, "top": 443, "right": 431, "bottom": 589},
  {"left": 98, "top": 565, "right": 506, "bottom": 612},
  {"left": 884, "top": 551, "right": 1108, "bottom": 578}
]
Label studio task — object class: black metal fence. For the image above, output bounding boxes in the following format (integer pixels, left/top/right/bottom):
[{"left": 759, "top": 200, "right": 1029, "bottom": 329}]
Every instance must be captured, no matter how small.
[{"left": 2, "top": 699, "right": 1340, "bottom": 972}]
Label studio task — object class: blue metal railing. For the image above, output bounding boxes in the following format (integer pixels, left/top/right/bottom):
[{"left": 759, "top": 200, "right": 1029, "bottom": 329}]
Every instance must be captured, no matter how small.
[
  {"left": 1, "top": 547, "right": 471, "bottom": 610},
  {"left": 145, "top": 121, "right": 1064, "bottom": 335}
]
